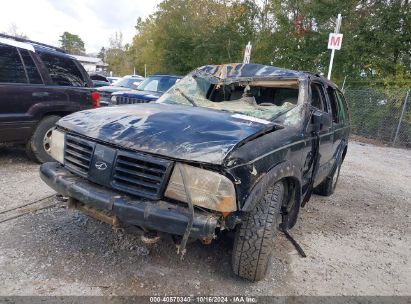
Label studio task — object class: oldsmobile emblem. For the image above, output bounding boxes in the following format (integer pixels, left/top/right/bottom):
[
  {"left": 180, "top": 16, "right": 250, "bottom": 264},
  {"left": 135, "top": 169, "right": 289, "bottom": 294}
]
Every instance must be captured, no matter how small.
[{"left": 95, "top": 161, "right": 108, "bottom": 170}]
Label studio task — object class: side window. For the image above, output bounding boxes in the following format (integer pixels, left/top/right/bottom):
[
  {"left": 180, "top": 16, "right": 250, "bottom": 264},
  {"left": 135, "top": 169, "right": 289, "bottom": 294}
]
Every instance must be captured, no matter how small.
[
  {"left": 158, "top": 77, "right": 178, "bottom": 92},
  {"left": 311, "top": 83, "right": 328, "bottom": 112},
  {"left": 39, "top": 52, "right": 85, "bottom": 86},
  {"left": 19, "top": 50, "right": 43, "bottom": 84},
  {"left": 337, "top": 91, "right": 350, "bottom": 121},
  {"left": 327, "top": 87, "right": 340, "bottom": 123},
  {"left": 0, "top": 43, "right": 27, "bottom": 83},
  {"left": 145, "top": 79, "right": 159, "bottom": 91}
]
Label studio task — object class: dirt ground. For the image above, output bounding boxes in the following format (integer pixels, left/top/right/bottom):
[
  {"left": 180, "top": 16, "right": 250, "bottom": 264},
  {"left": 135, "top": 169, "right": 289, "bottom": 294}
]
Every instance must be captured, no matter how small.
[{"left": 0, "top": 141, "right": 410, "bottom": 296}]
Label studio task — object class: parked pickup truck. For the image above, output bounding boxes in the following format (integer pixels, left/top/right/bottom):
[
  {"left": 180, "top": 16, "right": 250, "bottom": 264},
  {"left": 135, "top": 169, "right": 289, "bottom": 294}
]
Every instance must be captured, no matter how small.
[
  {"left": 0, "top": 34, "right": 99, "bottom": 163},
  {"left": 40, "top": 63, "right": 350, "bottom": 281}
]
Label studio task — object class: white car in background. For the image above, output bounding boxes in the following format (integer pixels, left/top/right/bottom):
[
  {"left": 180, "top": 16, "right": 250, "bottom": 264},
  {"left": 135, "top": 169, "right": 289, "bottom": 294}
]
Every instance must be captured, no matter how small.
[{"left": 107, "top": 76, "right": 121, "bottom": 84}]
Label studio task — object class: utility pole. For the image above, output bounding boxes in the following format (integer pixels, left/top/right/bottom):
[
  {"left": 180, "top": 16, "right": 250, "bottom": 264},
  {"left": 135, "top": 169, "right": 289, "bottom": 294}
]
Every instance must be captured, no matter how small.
[
  {"left": 341, "top": 75, "right": 348, "bottom": 92},
  {"left": 393, "top": 89, "right": 410, "bottom": 146},
  {"left": 327, "top": 14, "right": 343, "bottom": 80}
]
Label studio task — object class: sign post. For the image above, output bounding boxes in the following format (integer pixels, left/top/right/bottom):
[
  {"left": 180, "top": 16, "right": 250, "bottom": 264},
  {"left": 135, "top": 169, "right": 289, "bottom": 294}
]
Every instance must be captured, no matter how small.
[
  {"left": 243, "top": 41, "right": 252, "bottom": 64},
  {"left": 327, "top": 14, "right": 343, "bottom": 80}
]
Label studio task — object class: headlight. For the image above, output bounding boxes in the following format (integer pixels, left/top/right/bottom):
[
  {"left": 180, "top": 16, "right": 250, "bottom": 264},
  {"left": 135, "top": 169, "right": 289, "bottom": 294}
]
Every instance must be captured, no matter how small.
[
  {"left": 165, "top": 163, "right": 236, "bottom": 212},
  {"left": 48, "top": 129, "right": 65, "bottom": 163},
  {"left": 110, "top": 95, "right": 117, "bottom": 104}
]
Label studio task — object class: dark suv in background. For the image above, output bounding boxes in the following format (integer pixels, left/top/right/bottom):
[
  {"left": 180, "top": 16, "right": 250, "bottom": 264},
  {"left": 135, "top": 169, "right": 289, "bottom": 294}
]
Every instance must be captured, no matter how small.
[
  {"left": 0, "top": 34, "right": 99, "bottom": 163},
  {"left": 97, "top": 75, "right": 144, "bottom": 106},
  {"left": 110, "top": 74, "right": 181, "bottom": 105}
]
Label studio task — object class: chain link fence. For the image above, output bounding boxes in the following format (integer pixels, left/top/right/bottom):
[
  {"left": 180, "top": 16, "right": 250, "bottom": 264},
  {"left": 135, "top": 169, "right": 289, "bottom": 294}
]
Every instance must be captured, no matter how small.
[{"left": 344, "top": 87, "right": 411, "bottom": 148}]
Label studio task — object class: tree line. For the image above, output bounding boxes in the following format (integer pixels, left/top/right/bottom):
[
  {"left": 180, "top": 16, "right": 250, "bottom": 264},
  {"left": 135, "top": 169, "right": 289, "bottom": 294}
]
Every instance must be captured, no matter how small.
[
  {"left": 7, "top": 0, "right": 408, "bottom": 88},
  {"left": 124, "top": 0, "right": 410, "bottom": 88}
]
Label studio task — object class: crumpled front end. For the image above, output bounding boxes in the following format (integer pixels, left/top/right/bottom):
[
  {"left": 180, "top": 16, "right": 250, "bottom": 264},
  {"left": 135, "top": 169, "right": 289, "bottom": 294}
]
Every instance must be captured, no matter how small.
[
  {"left": 40, "top": 162, "right": 219, "bottom": 239},
  {"left": 56, "top": 103, "right": 270, "bottom": 165}
]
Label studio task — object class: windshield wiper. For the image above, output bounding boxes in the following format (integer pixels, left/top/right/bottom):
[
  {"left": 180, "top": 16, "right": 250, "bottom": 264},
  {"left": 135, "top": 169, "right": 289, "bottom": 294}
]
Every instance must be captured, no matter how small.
[
  {"left": 216, "top": 108, "right": 245, "bottom": 115},
  {"left": 175, "top": 88, "right": 197, "bottom": 107}
]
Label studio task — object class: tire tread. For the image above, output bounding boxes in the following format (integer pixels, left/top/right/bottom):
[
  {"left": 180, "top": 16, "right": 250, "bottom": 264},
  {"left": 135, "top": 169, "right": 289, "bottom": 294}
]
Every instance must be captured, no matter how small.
[{"left": 232, "top": 182, "right": 283, "bottom": 281}]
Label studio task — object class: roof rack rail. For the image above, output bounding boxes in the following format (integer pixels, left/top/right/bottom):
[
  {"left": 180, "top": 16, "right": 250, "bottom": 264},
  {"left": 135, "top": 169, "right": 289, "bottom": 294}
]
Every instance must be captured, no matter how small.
[
  {"left": 303, "top": 71, "right": 324, "bottom": 78},
  {"left": 0, "top": 33, "right": 66, "bottom": 53}
]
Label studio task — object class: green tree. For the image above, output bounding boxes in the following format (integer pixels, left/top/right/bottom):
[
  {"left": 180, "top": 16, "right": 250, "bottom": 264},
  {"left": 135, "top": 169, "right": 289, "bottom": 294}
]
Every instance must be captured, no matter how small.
[
  {"left": 126, "top": 0, "right": 410, "bottom": 86},
  {"left": 97, "top": 47, "right": 106, "bottom": 62},
  {"left": 59, "top": 32, "right": 86, "bottom": 55},
  {"left": 129, "top": 0, "right": 260, "bottom": 75},
  {"left": 105, "top": 32, "right": 133, "bottom": 76}
]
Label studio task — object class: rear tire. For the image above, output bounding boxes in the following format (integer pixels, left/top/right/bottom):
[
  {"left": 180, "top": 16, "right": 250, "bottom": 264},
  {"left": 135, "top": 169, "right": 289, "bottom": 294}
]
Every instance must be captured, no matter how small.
[
  {"left": 232, "top": 181, "right": 284, "bottom": 281},
  {"left": 314, "top": 158, "right": 342, "bottom": 196},
  {"left": 25, "top": 115, "right": 61, "bottom": 163}
]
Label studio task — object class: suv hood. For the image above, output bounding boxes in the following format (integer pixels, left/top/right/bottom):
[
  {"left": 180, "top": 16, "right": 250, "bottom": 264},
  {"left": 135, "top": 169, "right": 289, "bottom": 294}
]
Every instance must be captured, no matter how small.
[{"left": 57, "top": 103, "right": 273, "bottom": 165}]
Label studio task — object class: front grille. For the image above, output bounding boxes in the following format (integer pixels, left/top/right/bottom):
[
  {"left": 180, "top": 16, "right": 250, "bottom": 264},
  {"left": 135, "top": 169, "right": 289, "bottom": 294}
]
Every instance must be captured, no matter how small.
[
  {"left": 63, "top": 135, "right": 173, "bottom": 200},
  {"left": 64, "top": 135, "right": 94, "bottom": 176},
  {"left": 116, "top": 96, "right": 148, "bottom": 105},
  {"left": 112, "top": 152, "right": 173, "bottom": 200}
]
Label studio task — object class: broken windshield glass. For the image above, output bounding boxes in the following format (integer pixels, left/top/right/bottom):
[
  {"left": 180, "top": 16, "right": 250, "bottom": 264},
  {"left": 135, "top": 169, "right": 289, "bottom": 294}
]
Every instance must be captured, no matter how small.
[{"left": 156, "top": 71, "right": 301, "bottom": 121}]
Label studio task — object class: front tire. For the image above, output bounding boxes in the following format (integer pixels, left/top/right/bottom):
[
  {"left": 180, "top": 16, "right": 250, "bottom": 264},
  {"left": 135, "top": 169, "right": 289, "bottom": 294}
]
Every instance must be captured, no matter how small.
[
  {"left": 26, "top": 115, "right": 61, "bottom": 163},
  {"left": 232, "top": 181, "right": 284, "bottom": 282}
]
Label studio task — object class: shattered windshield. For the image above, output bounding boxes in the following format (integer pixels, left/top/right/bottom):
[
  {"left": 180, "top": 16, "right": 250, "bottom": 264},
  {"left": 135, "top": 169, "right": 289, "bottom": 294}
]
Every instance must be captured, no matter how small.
[{"left": 156, "top": 71, "right": 301, "bottom": 121}]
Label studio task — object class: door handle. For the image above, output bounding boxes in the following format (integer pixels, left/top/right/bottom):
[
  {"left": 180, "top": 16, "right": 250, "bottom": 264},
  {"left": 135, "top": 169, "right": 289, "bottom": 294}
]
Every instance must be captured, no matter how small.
[{"left": 32, "top": 92, "right": 49, "bottom": 98}]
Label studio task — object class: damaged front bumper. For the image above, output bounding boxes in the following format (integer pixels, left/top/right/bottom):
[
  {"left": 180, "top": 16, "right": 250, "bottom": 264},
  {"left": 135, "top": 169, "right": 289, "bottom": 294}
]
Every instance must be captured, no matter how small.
[{"left": 40, "top": 162, "right": 219, "bottom": 239}]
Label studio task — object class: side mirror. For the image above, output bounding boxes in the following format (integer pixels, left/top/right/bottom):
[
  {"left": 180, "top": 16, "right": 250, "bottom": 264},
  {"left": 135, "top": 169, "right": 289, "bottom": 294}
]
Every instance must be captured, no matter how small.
[{"left": 312, "top": 111, "right": 332, "bottom": 132}]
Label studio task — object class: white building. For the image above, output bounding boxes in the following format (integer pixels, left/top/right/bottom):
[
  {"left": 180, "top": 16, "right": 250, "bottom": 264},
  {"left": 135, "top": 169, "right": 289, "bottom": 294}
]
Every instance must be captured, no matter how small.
[{"left": 70, "top": 55, "right": 108, "bottom": 74}]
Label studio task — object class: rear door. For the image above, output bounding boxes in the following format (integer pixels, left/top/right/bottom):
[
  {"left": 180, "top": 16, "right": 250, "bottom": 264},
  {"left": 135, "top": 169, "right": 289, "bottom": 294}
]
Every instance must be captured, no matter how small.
[
  {"left": 33, "top": 51, "right": 93, "bottom": 114},
  {"left": 309, "top": 81, "right": 335, "bottom": 186},
  {"left": 326, "top": 86, "right": 347, "bottom": 157},
  {"left": 0, "top": 43, "right": 42, "bottom": 142}
]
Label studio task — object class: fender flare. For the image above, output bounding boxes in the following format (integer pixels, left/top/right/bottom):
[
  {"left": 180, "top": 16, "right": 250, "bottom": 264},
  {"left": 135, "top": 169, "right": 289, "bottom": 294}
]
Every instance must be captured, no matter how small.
[
  {"left": 332, "top": 140, "right": 348, "bottom": 174},
  {"left": 28, "top": 102, "right": 81, "bottom": 120},
  {"left": 241, "top": 160, "right": 302, "bottom": 216}
]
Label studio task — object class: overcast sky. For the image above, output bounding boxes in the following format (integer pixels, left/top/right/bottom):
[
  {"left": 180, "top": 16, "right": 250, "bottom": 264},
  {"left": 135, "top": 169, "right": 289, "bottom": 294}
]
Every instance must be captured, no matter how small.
[{"left": 0, "top": 0, "right": 161, "bottom": 54}]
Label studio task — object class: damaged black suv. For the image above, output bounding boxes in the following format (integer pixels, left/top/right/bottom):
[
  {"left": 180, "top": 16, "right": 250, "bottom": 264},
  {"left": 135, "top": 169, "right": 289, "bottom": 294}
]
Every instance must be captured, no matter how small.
[{"left": 40, "top": 63, "right": 349, "bottom": 281}]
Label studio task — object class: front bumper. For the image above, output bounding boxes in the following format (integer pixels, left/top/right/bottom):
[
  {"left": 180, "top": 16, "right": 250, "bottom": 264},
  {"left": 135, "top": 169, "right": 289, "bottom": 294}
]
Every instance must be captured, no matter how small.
[{"left": 40, "top": 162, "right": 218, "bottom": 238}]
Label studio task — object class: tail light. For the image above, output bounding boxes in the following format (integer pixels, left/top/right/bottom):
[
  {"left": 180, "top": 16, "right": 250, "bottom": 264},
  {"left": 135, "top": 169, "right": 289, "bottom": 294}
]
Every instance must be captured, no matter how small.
[{"left": 91, "top": 91, "right": 100, "bottom": 108}]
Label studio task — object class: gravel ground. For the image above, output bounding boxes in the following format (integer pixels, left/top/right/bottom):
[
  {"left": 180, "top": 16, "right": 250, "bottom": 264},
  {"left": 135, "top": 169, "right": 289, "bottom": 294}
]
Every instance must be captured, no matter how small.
[
  {"left": 0, "top": 141, "right": 410, "bottom": 296},
  {"left": 0, "top": 145, "right": 54, "bottom": 213}
]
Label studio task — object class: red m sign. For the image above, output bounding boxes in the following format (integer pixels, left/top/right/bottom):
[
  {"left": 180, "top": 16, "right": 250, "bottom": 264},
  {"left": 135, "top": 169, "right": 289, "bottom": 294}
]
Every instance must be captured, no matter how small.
[{"left": 328, "top": 33, "right": 343, "bottom": 50}]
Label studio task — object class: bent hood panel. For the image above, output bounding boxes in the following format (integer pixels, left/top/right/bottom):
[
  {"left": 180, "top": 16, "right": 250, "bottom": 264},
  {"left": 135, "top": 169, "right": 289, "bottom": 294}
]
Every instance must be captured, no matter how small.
[{"left": 57, "top": 103, "right": 271, "bottom": 164}]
